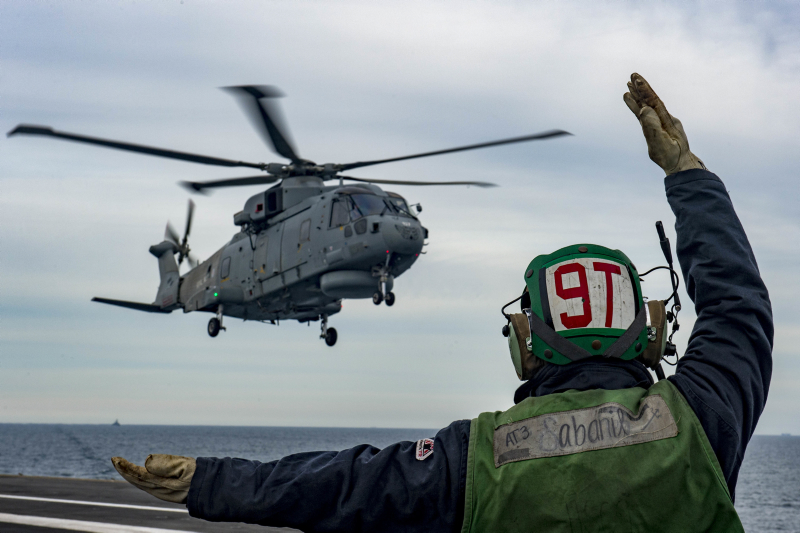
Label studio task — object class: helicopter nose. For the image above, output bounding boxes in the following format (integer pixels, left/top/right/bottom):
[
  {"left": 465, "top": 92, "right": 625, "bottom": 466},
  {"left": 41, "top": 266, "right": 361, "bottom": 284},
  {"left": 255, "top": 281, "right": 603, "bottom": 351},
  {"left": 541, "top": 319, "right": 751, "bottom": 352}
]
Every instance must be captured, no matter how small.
[{"left": 382, "top": 221, "right": 424, "bottom": 255}]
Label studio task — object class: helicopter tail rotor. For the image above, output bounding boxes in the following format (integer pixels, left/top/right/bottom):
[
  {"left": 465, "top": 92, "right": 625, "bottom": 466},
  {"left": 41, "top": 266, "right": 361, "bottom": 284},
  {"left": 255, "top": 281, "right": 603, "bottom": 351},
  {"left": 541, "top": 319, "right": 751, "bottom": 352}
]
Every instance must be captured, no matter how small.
[{"left": 165, "top": 200, "right": 198, "bottom": 268}]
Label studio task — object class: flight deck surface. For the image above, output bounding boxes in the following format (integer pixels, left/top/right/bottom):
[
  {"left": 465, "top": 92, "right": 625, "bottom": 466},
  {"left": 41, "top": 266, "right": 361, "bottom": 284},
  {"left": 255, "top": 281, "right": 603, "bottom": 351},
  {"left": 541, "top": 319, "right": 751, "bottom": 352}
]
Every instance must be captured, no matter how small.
[{"left": 0, "top": 475, "right": 295, "bottom": 533}]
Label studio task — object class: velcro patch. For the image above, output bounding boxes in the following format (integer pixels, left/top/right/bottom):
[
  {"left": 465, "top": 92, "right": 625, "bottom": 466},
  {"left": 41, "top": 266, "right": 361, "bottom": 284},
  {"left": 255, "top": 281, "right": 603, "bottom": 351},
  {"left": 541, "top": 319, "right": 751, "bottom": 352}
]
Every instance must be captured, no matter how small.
[
  {"left": 493, "top": 395, "right": 677, "bottom": 467},
  {"left": 415, "top": 438, "right": 434, "bottom": 461}
]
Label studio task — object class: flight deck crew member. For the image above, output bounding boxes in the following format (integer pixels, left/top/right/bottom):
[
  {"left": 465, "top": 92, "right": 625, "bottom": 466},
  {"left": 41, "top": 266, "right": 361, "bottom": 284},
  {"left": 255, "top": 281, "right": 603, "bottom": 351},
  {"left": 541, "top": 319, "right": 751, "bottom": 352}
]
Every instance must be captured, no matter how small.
[{"left": 112, "top": 73, "right": 773, "bottom": 532}]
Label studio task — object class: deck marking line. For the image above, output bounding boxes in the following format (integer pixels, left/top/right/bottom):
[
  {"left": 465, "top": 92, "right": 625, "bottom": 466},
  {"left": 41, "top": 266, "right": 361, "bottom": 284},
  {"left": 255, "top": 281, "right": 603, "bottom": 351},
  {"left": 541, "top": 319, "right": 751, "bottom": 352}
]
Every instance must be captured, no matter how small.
[
  {"left": 0, "top": 494, "right": 187, "bottom": 513},
  {"left": 0, "top": 512, "right": 199, "bottom": 532}
]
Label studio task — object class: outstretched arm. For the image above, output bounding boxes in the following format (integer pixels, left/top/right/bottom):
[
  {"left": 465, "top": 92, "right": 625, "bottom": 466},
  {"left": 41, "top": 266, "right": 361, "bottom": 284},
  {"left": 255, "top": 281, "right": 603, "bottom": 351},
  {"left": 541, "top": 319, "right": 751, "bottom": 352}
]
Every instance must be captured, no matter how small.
[
  {"left": 114, "top": 420, "right": 470, "bottom": 533},
  {"left": 624, "top": 73, "right": 773, "bottom": 499},
  {"left": 188, "top": 420, "right": 469, "bottom": 532}
]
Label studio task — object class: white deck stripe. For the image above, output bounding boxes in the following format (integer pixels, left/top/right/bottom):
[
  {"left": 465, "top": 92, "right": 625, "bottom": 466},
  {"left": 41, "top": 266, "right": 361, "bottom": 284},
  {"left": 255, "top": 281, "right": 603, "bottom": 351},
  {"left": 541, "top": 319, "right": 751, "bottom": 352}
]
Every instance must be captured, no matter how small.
[
  {"left": 0, "top": 494, "right": 187, "bottom": 513},
  {"left": 0, "top": 512, "right": 199, "bottom": 532}
]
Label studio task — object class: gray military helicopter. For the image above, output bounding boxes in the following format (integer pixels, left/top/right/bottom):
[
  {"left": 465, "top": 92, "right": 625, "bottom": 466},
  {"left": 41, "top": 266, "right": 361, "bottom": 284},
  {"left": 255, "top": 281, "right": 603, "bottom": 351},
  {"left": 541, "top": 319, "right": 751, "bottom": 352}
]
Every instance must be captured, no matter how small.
[{"left": 8, "top": 86, "right": 569, "bottom": 345}]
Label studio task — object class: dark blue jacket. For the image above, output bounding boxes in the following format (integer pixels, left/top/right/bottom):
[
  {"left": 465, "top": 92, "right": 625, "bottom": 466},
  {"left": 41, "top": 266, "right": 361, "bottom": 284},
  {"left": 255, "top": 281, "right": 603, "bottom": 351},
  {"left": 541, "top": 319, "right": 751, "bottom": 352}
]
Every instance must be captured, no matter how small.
[{"left": 187, "top": 169, "right": 773, "bottom": 532}]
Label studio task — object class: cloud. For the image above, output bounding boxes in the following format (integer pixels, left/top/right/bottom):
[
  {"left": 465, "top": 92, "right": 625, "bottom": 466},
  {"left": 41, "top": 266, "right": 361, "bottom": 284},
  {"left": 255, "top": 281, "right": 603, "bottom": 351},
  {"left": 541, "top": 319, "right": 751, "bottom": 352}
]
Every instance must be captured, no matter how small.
[{"left": 1, "top": 0, "right": 798, "bottom": 433}]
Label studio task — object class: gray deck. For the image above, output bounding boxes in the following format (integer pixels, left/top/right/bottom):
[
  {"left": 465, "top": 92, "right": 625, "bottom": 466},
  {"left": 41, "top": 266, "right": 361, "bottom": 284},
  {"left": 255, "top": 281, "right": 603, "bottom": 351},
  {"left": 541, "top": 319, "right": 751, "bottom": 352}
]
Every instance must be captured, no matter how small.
[{"left": 0, "top": 474, "right": 296, "bottom": 532}]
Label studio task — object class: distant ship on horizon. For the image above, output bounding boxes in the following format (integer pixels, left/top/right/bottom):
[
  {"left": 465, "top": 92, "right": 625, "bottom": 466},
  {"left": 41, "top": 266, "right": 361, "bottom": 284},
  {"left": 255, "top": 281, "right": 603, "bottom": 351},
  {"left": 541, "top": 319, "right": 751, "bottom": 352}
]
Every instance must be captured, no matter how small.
[{"left": 112, "top": 419, "right": 120, "bottom": 426}]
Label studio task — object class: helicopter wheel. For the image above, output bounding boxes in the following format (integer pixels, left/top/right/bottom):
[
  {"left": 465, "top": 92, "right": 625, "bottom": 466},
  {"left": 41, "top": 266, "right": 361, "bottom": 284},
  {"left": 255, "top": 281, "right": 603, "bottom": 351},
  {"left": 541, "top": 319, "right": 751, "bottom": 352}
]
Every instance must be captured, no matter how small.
[
  {"left": 325, "top": 327, "right": 338, "bottom": 347},
  {"left": 384, "top": 292, "right": 395, "bottom": 306},
  {"left": 208, "top": 317, "right": 221, "bottom": 337},
  {"left": 372, "top": 291, "right": 384, "bottom": 305}
]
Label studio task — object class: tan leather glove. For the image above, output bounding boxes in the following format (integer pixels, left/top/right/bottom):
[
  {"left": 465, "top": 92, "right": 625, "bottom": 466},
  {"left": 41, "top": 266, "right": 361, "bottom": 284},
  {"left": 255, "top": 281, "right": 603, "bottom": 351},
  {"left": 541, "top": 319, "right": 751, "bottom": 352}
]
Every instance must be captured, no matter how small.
[
  {"left": 624, "top": 73, "right": 706, "bottom": 175},
  {"left": 111, "top": 454, "right": 196, "bottom": 504}
]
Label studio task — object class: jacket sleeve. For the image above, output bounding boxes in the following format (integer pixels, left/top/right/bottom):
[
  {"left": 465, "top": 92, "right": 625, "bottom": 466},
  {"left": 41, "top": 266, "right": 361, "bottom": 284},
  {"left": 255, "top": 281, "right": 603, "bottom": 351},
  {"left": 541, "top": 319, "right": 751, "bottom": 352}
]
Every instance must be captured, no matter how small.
[
  {"left": 664, "top": 168, "right": 773, "bottom": 499},
  {"left": 186, "top": 420, "right": 471, "bottom": 533}
]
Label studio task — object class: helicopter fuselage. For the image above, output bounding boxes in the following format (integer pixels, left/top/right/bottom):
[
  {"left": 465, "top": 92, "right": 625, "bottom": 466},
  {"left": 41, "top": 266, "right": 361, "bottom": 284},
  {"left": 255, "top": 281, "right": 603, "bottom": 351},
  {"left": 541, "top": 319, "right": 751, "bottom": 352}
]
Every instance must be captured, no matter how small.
[{"left": 176, "top": 179, "right": 425, "bottom": 326}]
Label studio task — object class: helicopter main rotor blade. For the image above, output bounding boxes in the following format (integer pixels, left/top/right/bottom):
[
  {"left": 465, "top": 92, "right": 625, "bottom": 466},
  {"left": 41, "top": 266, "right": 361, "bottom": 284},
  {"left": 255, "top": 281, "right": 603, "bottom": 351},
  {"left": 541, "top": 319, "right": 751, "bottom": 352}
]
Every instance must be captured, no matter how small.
[
  {"left": 223, "top": 86, "right": 303, "bottom": 164},
  {"left": 339, "top": 175, "right": 497, "bottom": 188},
  {"left": 338, "top": 129, "right": 572, "bottom": 171},
  {"left": 7, "top": 125, "right": 265, "bottom": 169},
  {"left": 92, "top": 297, "right": 171, "bottom": 314},
  {"left": 179, "top": 174, "right": 283, "bottom": 193}
]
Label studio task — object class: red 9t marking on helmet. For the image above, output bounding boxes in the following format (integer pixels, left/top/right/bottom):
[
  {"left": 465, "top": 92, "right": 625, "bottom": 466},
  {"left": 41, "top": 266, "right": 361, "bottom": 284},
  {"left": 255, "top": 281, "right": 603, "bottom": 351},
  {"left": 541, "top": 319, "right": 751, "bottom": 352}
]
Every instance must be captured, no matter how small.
[
  {"left": 554, "top": 263, "right": 592, "bottom": 328},
  {"left": 593, "top": 262, "right": 622, "bottom": 327},
  {"left": 554, "top": 261, "right": 624, "bottom": 330}
]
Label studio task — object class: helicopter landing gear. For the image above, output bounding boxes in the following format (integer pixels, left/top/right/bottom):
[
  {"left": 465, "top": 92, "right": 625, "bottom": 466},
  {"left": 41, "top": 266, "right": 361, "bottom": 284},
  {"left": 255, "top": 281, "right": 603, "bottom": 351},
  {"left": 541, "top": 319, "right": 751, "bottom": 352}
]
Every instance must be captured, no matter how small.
[
  {"left": 372, "top": 290, "right": 395, "bottom": 306},
  {"left": 372, "top": 252, "right": 395, "bottom": 306},
  {"left": 325, "top": 328, "right": 338, "bottom": 346},
  {"left": 208, "top": 305, "right": 226, "bottom": 338},
  {"left": 384, "top": 292, "right": 395, "bottom": 306},
  {"left": 320, "top": 314, "right": 337, "bottom": 347}
]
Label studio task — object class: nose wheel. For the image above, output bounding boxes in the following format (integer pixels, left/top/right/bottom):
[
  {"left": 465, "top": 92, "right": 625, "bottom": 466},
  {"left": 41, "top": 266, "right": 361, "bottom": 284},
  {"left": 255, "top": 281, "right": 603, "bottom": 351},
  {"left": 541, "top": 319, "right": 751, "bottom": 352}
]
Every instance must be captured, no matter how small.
[
  {"left": 372, "top": 252, "right": 395, "bottom": 307},
  {"left": 320, "top": 314, "right": 337, "bottom": 347},
  {"left": 373, "top": 290, "right": 395, "bottom": 306},
  {"left": 208, "top": 305, "right": 227, "bottom": 338}
]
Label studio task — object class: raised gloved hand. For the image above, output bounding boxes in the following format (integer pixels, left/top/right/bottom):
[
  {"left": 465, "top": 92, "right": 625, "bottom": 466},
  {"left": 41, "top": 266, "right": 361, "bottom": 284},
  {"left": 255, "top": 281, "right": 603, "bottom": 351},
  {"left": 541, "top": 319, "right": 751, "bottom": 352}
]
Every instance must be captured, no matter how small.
[
  {"left": 111, "top": 454, "right": 196, "bottom": 504},
  {"left": 624, "top": 73, "right": 705, "bottom": 175}
]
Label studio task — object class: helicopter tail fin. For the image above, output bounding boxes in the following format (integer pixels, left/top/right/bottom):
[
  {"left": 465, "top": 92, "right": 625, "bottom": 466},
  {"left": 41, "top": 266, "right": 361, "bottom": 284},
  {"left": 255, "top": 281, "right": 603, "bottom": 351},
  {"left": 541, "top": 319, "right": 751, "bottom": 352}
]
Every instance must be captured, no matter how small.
[{"left": 149, "top": 241, "right": 181, "bottom": 311}]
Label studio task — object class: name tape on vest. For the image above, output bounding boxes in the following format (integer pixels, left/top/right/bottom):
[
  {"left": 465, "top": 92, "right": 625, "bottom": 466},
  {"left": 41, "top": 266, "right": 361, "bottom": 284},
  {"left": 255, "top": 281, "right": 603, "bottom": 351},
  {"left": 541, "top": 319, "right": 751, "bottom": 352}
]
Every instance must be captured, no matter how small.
[{"left": 493, "top": 395, "right": 677, "bottom": 467}]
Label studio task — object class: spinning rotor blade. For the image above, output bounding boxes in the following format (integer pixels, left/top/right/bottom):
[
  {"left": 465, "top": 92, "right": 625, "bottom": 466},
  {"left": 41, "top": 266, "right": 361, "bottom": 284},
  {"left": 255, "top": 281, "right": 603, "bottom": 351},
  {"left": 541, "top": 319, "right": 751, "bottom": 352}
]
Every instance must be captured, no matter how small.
[
  {"left": 92, "top": 297, "right": 171, "bottom": 314},
  {"left": 339, "top": 130, "right": 572, "bottom": 171},
  {"left": 339, "top": 176, "right": 497, "bottom": 188},
  {"left": 180, "top": 174, "right": 282, "bottom": 193},
  {"left": 7, "top": 125, "right": 265, "bottom": 169},
  {"left": 185, "top": 253, "right": 199, "bottom": 269},
  {"left": 223, "top": 86, "right": 303, "bottom": 164},
  {"left": 165, "top": 222, "right": 181, "bottom": 246},
  {"left": 184, "top": 199, "right": 195, "bottom": 243}
]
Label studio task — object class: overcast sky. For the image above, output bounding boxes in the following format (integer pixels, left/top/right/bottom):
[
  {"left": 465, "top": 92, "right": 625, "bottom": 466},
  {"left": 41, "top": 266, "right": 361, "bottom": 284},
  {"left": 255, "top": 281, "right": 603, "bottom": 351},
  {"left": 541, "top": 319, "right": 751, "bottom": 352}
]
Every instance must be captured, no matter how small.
[{"left": 2, "top": 0, "right": 798, "bottom": 434}]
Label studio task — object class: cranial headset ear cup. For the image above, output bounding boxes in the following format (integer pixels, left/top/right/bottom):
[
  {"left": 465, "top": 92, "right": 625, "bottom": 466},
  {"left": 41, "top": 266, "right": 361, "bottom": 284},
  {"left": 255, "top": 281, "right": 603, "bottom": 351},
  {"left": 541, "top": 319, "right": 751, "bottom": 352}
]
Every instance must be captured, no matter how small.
[
  {"left": 638, "top": 300, "right": 668, "bottom": 369},
  {"left": 507, "top": 313, "right": 546, "bottom": 381}
]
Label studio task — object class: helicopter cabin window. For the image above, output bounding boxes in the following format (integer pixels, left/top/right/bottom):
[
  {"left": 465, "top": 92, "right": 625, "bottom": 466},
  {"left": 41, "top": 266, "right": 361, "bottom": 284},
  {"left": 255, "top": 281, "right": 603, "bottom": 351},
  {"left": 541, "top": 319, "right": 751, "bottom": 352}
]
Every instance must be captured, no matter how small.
[
  {"left": 300, "top": 219, "right": 311, "bottom": 242},
  {"left": 330, "top": 198, "right": 350, "bottom": 227},
  {"left": 221, "top": 257, "right": 231, "bottom": 279}
]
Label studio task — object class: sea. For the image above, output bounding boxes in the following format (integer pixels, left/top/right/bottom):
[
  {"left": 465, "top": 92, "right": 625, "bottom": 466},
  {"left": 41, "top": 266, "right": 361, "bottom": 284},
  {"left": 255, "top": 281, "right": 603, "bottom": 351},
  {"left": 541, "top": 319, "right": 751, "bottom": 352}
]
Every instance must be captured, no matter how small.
[{"left": 0, "top": 425, "right": 797, "bottom": 532}]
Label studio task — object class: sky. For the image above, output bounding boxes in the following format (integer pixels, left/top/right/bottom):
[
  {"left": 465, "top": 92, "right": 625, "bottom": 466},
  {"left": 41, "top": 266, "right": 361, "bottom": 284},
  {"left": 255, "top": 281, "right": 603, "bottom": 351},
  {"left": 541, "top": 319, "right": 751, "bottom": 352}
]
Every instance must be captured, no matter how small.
[{"left": 1, "top": 0, "right": 799, "bottom": 434}]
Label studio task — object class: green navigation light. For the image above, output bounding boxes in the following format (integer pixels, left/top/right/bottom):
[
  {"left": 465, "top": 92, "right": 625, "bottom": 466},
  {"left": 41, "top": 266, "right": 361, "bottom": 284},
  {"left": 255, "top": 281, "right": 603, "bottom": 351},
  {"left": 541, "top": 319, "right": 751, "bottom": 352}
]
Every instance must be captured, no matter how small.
[{"left": 214, "top": 292, "right": 218, "bottom": 297}]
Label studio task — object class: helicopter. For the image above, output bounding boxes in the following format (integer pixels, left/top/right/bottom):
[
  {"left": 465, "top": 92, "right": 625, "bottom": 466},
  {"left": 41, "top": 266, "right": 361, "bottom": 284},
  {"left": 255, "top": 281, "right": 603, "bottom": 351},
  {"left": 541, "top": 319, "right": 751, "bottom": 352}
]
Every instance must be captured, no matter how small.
[{"left": 8, "top": 86, "right": 570, "bottom": 346}]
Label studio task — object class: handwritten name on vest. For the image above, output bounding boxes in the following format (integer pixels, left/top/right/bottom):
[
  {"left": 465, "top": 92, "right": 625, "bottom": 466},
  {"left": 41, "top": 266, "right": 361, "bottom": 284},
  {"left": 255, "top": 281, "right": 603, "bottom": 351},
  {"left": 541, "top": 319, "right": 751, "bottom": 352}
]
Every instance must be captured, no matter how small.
[{"left": 493, "top": 395, "right": 677, "bottom": 467}]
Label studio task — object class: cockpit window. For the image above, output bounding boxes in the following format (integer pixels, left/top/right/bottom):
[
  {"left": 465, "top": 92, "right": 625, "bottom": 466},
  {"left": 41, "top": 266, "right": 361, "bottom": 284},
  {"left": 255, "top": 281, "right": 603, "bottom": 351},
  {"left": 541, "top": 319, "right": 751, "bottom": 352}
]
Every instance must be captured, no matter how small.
[
  {"left": 350, "top": 194, "right": 386, "bottom": 219},
  {"left": 386, "top": 197, "right": 413, "bottom": 217}
]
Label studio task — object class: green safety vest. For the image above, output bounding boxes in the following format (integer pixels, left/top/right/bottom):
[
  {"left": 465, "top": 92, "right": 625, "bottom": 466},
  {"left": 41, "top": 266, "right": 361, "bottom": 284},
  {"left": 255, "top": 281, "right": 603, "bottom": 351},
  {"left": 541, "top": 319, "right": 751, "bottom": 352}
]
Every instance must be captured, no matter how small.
[{"left": 461, "top": 380, "right": 743, "bottom": 532}]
